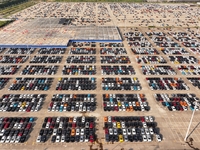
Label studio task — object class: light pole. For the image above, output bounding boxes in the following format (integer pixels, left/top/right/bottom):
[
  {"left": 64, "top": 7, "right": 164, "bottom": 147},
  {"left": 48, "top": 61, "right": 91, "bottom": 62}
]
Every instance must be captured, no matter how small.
[{"left": 184, "top": 102, "right": 200, "bottom": 142}]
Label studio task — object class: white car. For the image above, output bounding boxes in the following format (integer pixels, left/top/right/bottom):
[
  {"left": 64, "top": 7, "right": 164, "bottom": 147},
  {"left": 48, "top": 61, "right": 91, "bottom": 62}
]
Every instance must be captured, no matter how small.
[
  {"left": 56, "top": 117, "right": 60, "bottom": 123},
  {"left": 122, "top": 128, "right": 127, "bottom": 135},
  {"left": 145, "top": 128, "right": 150, "bottom": 135},
  {"left": 0, "top": 129, "right": 5, "bottom": 136},
  {"left": 124, "top": 135, "right": 128, "bottom": 142},
  {"left": 109, "top": 128, "right": 113, "bottom": 135},
  {"left": 82, "top": 117, "right": 85, "bottom": 123},
  {"left": 80, "top": 135, "right": 84, "bottom": 142},
  {"left": 142, "top": 135, "right": 147, "bottom": 142},
  {"left": 113, "top": 128, "right": 118, "bottom": 135},
  {"left": 127, "top": 128, "right": 131, "bottom": 135},
  {"left": 80, "top": 128, "right": 84, "bottom": 135},
  {"left": 61, "top": 135, "right": 65, "bottom": 142},
  {"left": 147, "top": 135, "right": 152, "bottom": 142},
  {"left": 132, "top": 128, "right": 136, "bottom": 135},
  {"left": 145, "top": 116, "right": 149, "bottom": 122},
  {"left": 76, "top": 128, "right": 80, "bottom": 135},
  {"left": 112, "top": 122, "right": 116, "bottom": 128},
  {"left": 121, "top": 122, "right": 125, "bottom": 128},
  {"left": 5, "top": 136, "right": 11, "bottom": 143},
  {"left": 56, "top": 136, "right": 60, "bottom": 142},
  {"left": 149, "top": 116, "right": 154, "bottom": 122},
  {"left": 156, "top": 134, "right": 162, "bottom": 142},
  {"left": 142, "top": 122, "right": 147, "bottom": 128},
  {"left": 171, "top": 106, "right": 176, "bottom": 111},
  {"left": 0, "top": 136, "right": 6, "bottom": 143},
  {"left": 149, "top": 128, "right": 154, "bottom": 135},
  {"left": 73, "top": 117, "right": 77, "bottom": 123},
  {"left": 108, "top": 116, "right": 111, "bottom": 122},
  {"left": 53, "top": 129, "right": 57, "bottom": 136},
  {"left": 15, "top": 136, "right": 21, "bottom": 143},
  {"left": 10, "top": 136, "right": 16, "bottom": 143},
  {"left": 36, "top": 135, "right": 41, "bottom": 143}
]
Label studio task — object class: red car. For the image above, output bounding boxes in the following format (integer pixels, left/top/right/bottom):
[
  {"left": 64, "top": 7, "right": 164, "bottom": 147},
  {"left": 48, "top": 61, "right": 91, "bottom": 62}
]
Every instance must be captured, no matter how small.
[
  {"left": 72, "top": 123, "right": 76, "bottom": 128},
  {"left": 89, "top": 135, "right": 94, "bottom": 143},
  {"left": 140, "top": 117, "right": 145, "bottom": 122},
  {"left": 26, "top": 123, "right": 32, "bottom": 129},
  {"left": 47, "top": 117, "right": 52, "bottom": 123},
  {"left": 105, "top": 128, "right": 108, "bottom": 134},
  {"left": 89, "top": 122, "right": 94, "bottom": 129}
]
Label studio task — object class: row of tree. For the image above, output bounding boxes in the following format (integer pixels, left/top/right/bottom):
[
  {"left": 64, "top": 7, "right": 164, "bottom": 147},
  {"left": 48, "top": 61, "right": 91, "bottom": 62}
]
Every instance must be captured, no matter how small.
[{"left": 0, "top": 0, "right": 29, "bottom": 9}]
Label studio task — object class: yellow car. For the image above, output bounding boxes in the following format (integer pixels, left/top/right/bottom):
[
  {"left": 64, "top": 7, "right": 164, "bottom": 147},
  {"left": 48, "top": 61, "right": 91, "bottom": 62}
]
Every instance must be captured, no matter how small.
[
  {"left": 118, "top": 102, "right": 121, "bottom": 107},
  {"left": 117, "top": 122, "right": 121, "bottom": 128},
  {"left": 119, "top": 135, "right": 123, "bottom": 142}
]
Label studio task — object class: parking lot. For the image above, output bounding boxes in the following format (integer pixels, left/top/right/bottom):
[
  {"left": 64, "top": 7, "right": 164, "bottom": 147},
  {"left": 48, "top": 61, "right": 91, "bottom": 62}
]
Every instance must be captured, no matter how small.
[{"left": 0, "top": 2, "right": 200, "bottom": 150}]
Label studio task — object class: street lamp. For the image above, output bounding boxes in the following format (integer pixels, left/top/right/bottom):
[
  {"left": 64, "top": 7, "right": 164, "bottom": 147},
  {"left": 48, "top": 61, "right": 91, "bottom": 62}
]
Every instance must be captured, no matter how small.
[{"left": 184, "top": 101, "right": 200, "bottom": 142}]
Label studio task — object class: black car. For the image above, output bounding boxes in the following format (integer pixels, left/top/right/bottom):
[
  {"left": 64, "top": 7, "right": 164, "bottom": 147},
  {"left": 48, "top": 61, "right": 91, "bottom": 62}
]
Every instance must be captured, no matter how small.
[
  {"left": 41, "top": 135, "right": 47, "bottom": 143},
  {"left": 51, "top": 135, "right": 56, "bottom": 143}
]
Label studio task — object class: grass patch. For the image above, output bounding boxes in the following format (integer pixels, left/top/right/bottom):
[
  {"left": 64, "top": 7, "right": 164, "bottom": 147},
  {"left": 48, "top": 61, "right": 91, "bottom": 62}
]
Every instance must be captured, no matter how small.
[
  {"left": 0, "top": 1, "right": 36, "bottom": 18},
  {"left": 53, "top": 0, "right": 144, "bottom": 2},
  {"left": 0, "top": 20, "right": 13, "bottom": 28}
]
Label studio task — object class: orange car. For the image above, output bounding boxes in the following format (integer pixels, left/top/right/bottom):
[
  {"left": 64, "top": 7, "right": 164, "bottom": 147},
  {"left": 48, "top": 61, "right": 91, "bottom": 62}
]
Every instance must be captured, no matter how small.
[
  {"left": 104, "top": 117, "right": 108, "bottom": 122},
  {"left": 136, "top": 102, "right": 140, "bottom": 107},
  {"left": 69, "top": 117, "right": 73, "bottom": 123},
  {"left": 71, "top": 128, "right": 75, "bottom": 136}
]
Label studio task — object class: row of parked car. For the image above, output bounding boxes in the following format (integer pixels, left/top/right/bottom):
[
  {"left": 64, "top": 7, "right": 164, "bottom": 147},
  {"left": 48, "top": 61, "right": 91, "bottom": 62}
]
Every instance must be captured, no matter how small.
[
  {"left": 136, "top": 56, "right": 167, "bottom": 64},
  {"left": 21, "top": 65, "right": 58, "bottom": 75},
  {"left": 56, "top": 77, "right": 96, "bottom": 90},
  {"left": 66, "top": 56, "right": 96, "bottom": 64},
  {"left": 0, "top": 78, "right": 10, "bottom": 90},
  {"left": 9, "top": 78, "right": 53, "bottom": 91},
  {"left": 37, "top": 48, "right": 66, "bottom": 54},
  {"left": 0, "top": 117, "right": 34, "bottom": 143},
  {"left": 104, "top": 116, "right": 162, "bottom": 142},
  {"left": 168, "top": 32, "right": 199, "bottom": 47},
  {"left": 0, "top": 48, "right": 6, "bottom": 53},
  {"left": 154, "top": 93, "right": 200, "bottom": 111},
  {"left": 168, "top": 56, "right": 199, "bottom": 64},
  {"left": 145, "top": 32, "right": 165, "bottom": 37},
  {"left": 100, "top": 48, "right": 127, "bottom": 55},
  {"left": 146, "top": 77, "right": 189, "bottom": 90},
  {"left": 48, "top": 94, "right": 96, "bottom": 112},
  {"left": 177, "top": 65, "right": 200, "bottom": 75},
  {"left": 131, "top": 48, "right": 159, "bottom": 55},
  {"left": 30, "top": 56, "right": 62, "bottom": 64},
  {"left": 100, "top": 43, "right": 124, "bottom": 47},
  {"left": 0, "top": 94, "right": 46, "bottom": 112},
  {"left": 0, "top": 65, "right": 20, "bottom": 75},
  {"left": 62, "top": 65, "right": 96, "bottom": 75},
  {"left": 69, "top": 48, "right": 96, "bottom": 54},
  {"left": 160, "top": 48, "right": 189, "bottom": 55},
  {"left": 141, "top": 65, "right": 176, "bottom": 75},
  {"left": 187, "top": 78, "right": 200, "bottom": 89},
  {"left": 102, "top": 77, "right": 141, "bottom": 91},
  {"left": 4, "top": 48, "right": 35, "bottom": 54},
  {"left": 189, "top": 48, "right": 200, "bottom": 55},
  {"left": 103, "top": 94, "right": 149, "bottom": 112},
  {"left": 101, "top": 65, "right": 135, "bottom": 75},
  {"left": 100, "top": 56, "right": 131, "bottom": 64},
  {"left": 37, "top": 116, "right": 96, "bottom": 143},
  {"left": 70, "top": 42, "right": 96, "bottom": 47},
  {"left": 0, "top": 56, "right": 28, "bottom": 64}
]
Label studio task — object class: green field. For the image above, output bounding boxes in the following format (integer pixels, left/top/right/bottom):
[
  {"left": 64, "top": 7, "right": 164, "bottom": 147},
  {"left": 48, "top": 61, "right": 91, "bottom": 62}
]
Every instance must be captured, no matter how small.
[
  {"left": 0, "top": 20, "right": 13, "bottom": 28},
  {"left": 0, "top": 1, "right": 36, "bottom": 18}
]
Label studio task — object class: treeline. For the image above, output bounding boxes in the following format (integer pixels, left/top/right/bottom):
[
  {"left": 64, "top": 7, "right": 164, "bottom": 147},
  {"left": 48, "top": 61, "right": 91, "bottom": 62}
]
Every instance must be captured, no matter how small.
[{"left": 0, "top": 0, "right": 29, "bottom": 9}]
